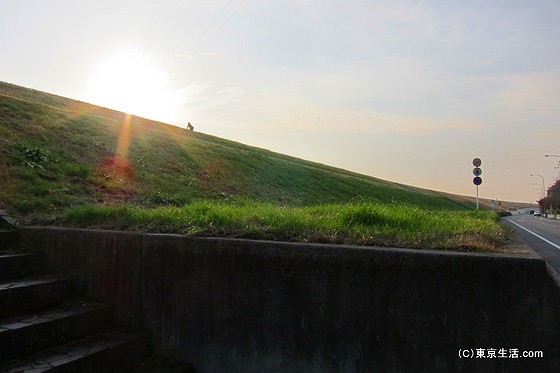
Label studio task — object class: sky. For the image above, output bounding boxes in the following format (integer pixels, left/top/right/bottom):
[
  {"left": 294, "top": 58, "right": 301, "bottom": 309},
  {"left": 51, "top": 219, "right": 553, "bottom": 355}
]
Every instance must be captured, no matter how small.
[{"left": 2, "top": 0, "right": 560, "bottom": 203}]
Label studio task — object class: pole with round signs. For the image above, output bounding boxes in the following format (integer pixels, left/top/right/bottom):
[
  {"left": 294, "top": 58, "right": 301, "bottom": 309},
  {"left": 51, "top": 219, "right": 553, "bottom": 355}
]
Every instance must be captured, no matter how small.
[{"left": 472, "top": 158, "right": 482, "bottom": 210}]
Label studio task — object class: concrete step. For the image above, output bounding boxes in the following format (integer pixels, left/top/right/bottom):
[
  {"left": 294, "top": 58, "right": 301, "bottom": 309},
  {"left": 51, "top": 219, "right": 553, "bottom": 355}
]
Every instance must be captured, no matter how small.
[
  {"left": 0, "top": 277, "right": 72, "bottom": 319},
  {"left": 0, "top": 253, "right": 42, "bottom": 281},
  {"left": 0, "top": 300, "right": 113, "bottom": 362},
  {"left": 128, "top": 355, "right": 195, "bottom": 373},
  {"left": 0, "top": 231, "right": 16, "bottom": 251},
  {"left": 0, "top": 330, "right": 153, "bottom": 373}
]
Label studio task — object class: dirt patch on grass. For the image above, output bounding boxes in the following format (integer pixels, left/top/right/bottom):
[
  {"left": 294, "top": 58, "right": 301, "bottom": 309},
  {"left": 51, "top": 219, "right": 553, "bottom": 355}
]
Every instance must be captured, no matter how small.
[{"left": 92, "top": 156, "right": 137, "bottom": 204}]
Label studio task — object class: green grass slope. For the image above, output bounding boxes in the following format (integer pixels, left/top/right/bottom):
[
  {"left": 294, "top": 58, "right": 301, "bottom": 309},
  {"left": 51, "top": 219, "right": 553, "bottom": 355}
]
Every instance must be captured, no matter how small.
[
  {"left": 0, "top": 81, "right": 472, "bottom": 218},
  {"left": 2, "top": 81, "right": 519, "bottom": 251}
]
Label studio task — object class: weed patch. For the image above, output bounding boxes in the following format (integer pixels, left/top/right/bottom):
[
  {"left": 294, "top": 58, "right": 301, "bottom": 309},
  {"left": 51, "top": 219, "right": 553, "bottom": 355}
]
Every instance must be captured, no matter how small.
[{"left": 60, "top": 200, "right": 506, "bottom": 251}]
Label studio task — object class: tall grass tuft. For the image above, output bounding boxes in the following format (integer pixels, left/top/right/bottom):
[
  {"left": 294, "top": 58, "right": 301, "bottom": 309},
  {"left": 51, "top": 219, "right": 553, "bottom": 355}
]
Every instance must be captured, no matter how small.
[{"left": 61, "top": 199, "right": 505, "bottom": 251}]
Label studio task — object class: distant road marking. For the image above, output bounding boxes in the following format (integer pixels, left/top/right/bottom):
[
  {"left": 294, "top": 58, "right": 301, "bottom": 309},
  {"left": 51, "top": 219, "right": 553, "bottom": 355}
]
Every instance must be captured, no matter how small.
[
  {"left": 532, "top": 218, "right": 560, "bottom": 228},
  {"left": 507, "top": 218, "right": 560, "bottom": 251}
]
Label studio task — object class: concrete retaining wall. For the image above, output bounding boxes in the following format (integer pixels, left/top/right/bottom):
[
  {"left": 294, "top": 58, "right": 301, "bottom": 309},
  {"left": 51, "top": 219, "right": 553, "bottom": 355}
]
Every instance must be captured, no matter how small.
[{"left": 17, "top": 227, "right": 560, "bottom": 372}]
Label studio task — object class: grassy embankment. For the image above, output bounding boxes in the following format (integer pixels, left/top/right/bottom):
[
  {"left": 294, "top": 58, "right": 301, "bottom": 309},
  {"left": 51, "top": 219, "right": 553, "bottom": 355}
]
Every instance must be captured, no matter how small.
[
  {"left": 0, "top": 82, "right": 512, "bottom": 251},
  {"left": 64, "top": 201, "right": 504, "bottom": 251}
]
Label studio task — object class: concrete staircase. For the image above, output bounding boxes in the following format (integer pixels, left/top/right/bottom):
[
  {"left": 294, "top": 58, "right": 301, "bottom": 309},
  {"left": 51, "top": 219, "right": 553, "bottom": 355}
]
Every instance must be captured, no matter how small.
[{"left": 0, "top": 230, "right": 153, "bottom": 372}]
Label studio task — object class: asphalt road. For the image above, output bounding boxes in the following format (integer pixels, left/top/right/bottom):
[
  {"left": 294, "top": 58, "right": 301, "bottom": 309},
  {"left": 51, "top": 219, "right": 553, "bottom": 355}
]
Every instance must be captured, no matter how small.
[{"left": 506, "top": 214, "right": 560, "bottom": 275}]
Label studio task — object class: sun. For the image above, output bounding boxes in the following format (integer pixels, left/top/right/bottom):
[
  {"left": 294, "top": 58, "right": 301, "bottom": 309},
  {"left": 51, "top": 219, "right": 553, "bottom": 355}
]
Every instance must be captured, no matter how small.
[{"left": 86, "top": 50, "right": 178, "bottom": 121}]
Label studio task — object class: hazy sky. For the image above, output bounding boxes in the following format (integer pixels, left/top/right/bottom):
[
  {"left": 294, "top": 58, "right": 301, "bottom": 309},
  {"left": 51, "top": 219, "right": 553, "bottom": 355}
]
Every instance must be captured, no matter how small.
[{"left": 2, "top": 0, "right": 560, "bottom": 203}]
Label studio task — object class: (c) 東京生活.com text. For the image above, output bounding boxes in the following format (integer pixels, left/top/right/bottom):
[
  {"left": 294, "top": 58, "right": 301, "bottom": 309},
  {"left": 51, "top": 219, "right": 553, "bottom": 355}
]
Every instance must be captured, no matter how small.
[{"left": 458, "top": 348, "right": 543, "bottom": 359}]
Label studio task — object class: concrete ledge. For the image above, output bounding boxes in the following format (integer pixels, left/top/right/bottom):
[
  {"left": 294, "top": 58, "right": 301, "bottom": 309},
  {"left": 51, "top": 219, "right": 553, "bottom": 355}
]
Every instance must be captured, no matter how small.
[
  {"left": 17, "top": 226, "right": 560, "bottom": 372},
  {"left": 17, "top": 227, "right": 143, "bottom": 327}
]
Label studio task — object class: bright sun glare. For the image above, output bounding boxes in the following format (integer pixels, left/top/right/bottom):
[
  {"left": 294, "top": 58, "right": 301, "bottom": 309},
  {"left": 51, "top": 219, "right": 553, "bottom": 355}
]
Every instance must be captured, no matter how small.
[{"left": 87, "top": 51, "right": 178, "bottom": 121}]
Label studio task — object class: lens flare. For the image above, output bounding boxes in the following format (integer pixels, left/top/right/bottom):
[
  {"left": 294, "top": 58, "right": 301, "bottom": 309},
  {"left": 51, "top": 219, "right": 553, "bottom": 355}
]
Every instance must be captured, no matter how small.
[{"left": 116, "top": 114, "right": 132, "bottom": 160}]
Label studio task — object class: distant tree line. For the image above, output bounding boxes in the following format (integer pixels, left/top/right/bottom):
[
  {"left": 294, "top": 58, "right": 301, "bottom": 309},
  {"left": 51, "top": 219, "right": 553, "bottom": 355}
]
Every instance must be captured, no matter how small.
[{"left": 538, "top": 179, "right": 560, "bottom": 214}]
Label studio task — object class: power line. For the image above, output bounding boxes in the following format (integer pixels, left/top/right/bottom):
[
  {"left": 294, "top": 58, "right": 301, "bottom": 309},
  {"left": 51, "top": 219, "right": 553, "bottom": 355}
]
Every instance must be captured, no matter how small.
[
  {"left": 167, "top": 0, "right": 236, "bottom": 76},
  {"left": 137, "top": 1, "right": 184, "bottom": 63},
  {"left": 169, "top": 0, "right": 248, "bottom": 86},
  {"left": 134, "top": 1, "right": 167, "bottom": 60},
  {"left": 130, "top": 0, "right": 249, "bottom": 92},
  {"left": 160, "top": 2, "right": 208, "bottom": 69},
  {"left": 146, "top": 0, "right": 194, "bottom": 67}
]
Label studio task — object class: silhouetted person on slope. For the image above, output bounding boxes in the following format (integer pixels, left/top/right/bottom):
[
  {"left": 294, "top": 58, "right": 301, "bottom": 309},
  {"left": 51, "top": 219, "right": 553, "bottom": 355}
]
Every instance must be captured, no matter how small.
[{"left": 186, "top": 122, "right": 194, "bottom": 131}]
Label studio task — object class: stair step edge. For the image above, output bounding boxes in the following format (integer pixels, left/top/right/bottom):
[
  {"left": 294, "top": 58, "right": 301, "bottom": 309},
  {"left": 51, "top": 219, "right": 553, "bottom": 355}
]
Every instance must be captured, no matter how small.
[
  {"left": 0, "top": 277, "right": 73, "bottom": 319},
  {"left": 0, "top": 301, "right": 114, "bottom": 362},
  {"left": 0, "top": 330, "right": 152, "bottom": 373},
  {"left": 0, "top": 253, "right": 44, "bottom": 280},
  {"left": 0, "top": 300, "right": 111, "bottom": 331},
  {"left": 0, "top": 277, "right": 70, "bottom": 291}
]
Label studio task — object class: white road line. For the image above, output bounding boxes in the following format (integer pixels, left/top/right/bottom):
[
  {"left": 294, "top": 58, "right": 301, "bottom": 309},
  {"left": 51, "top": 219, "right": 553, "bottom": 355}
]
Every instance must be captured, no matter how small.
[{"left": 507, "top": 218, "right": 560, "bottom": 251}]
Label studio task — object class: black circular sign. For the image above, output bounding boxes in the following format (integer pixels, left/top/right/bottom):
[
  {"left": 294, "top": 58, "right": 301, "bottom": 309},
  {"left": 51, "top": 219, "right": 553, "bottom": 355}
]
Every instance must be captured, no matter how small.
[
  {"left": 473, "top": 176, "right": 483, "bottom": 186},
  {"left": 473, "top": 158, "right": 482, "bottom": 167},
  {"left": 473, "top": 167, "right": 483, "bottom": 176}
]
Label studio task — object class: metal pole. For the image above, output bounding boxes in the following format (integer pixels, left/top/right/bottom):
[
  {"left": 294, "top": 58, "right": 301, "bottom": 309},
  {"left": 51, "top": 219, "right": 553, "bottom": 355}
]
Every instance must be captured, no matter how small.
[
  {"left": 476, "top": 185, "right": 479, "bottom": 210},
  {"left": 530, "top": 174, "right": 545, "bottom": 199}
]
